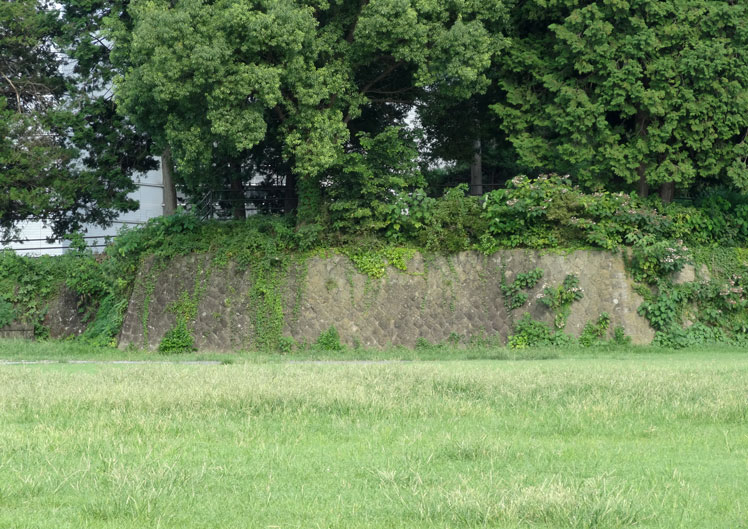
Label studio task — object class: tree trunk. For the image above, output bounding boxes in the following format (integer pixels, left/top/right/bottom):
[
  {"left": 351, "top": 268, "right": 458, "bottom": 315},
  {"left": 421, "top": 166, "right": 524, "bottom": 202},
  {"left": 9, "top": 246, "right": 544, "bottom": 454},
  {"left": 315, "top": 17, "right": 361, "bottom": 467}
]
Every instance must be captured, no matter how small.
[
  {"left": 659, "top": 181, "right": 675, "bottom": 203},
  {"left": 230, "top": 174, "right": 246, "bottom": 220},
  {"left": 636, "top": 163, "right": 649, "bottom": 198},
  {"left": 161, "top": 147, "right": 177, "bottom": 216},
  {"left": 635, "top": 110, "right": 649, "bottom": 198},
  {"left": 284, "top": 172, "right": 298, "bottom": 214},
  {"left": 470, "top": 138, "right": 483, "bottom": 196}
]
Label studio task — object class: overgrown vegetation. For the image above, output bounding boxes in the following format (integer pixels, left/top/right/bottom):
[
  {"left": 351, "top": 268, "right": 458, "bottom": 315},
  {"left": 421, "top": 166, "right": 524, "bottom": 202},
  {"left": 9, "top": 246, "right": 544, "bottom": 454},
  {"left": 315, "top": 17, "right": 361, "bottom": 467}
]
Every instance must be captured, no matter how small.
[
  {"left": 4, "top": 0, "right": 748, "bottom": 352},
  {"left": 3, "top": 174, "right": 748, "bottom": 350}
]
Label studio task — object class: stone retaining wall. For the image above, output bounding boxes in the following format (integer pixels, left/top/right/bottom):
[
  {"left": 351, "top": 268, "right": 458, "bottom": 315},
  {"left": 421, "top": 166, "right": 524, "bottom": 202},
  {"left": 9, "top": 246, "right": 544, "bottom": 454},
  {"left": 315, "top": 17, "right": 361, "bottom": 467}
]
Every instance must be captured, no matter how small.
[
  {"left": 0, "top": 324, "right": 34, "bottom": 340},
  {"left": 44, "top": 287, "right": 88, "bottom": 339},
  {"left": 118, "top": 250, "right": 654, "bottom": 351}
]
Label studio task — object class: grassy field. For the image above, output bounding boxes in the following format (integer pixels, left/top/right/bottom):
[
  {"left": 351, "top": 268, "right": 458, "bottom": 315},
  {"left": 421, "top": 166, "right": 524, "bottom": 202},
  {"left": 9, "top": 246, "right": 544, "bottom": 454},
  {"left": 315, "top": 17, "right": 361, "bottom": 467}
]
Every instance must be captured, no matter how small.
[{"left": 0, "top": 342, "right": 747, "bottom": 528}]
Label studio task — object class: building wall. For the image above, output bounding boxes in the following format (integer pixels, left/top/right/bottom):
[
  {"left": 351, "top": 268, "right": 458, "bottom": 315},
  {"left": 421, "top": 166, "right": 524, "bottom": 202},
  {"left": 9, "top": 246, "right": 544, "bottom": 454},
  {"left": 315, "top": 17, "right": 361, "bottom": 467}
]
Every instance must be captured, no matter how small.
[{"left": 3, "top": 164, "right": 164, "bottom": 256}]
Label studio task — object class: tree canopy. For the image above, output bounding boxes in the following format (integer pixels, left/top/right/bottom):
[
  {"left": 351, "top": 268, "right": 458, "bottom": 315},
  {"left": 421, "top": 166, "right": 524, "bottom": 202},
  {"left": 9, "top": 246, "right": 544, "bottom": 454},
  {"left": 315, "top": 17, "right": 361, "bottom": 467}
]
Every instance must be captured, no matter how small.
[
  {"left": 111, "top": 0, "right": 509, "bottom": 221},
  {"left": 494, "top": 0, "right": 748, "bottom": 200},
  {"left": 5, "top": 0, "right": 748, "bottom": 240}
]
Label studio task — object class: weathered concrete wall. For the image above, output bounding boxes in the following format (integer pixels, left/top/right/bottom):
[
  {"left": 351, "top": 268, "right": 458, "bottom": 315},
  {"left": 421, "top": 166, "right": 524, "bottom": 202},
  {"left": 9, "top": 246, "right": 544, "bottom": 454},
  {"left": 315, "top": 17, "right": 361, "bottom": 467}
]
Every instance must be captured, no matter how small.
[{"left": 118, "top": 250, "right": 654, "bottom": 351}]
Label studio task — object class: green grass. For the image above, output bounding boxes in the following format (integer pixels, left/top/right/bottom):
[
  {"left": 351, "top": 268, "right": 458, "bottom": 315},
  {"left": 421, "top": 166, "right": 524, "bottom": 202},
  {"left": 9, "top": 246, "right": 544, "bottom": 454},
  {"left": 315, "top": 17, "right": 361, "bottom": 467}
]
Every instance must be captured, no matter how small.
[{"left": 0, "top": 343, "right": 747, "bottom": 528}]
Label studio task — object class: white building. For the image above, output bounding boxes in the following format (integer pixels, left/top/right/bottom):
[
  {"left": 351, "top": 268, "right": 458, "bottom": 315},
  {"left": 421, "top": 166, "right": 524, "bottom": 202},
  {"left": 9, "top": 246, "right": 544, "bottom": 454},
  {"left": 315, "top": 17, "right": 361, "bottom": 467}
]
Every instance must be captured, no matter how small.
[{"left": 2, "top": 163, "right": 165, "bottom": 256}]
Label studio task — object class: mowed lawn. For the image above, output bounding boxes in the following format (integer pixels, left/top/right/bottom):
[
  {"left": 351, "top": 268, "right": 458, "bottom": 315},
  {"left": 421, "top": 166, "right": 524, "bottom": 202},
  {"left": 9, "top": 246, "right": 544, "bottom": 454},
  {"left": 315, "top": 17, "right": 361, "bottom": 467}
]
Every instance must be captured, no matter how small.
[{"left": 1, "top": 348, "right": 747, "bottom": 528}]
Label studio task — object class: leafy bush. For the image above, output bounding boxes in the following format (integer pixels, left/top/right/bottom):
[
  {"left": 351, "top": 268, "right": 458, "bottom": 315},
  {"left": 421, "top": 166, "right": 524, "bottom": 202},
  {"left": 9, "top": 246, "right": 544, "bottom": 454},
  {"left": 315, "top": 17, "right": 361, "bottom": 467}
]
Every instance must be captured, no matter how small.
[
  {"left": 612, "top": 326, "right": 631, "bottom": 346},
  {"left": 0, "top": 249, "right": 71, "bottom": 334},
  {"left": 478, "top": 175, "right": 748, "bottom": 253},
  {"left": 407, "top": 185, "right": 489, "bottom": 252},
  {"left": 638, "top": 287, "right": 688, "bottom": 332},
  {"left": 507, "top": 313, "right": 573, "bottom": 348},
  {"left": 539, "top": 274, "right": 584, "bottom": 329},
  {"left": 628, "top": 238, "right": 690, "bottom": 285},
  {"left": 276, "top": 336, "right": 296, "bottom": 354},
  {"left": 316, "top": 326, "right": 343, "bottom": 351},
  {"left": 0, "top": 299, "right": 15, "bottom": 328},
  {"left": 507, "top": 313, "right": 553, "bottom": 349},
  {"left": 480, "top": 174, "right": 672, "bottom": 250},
  {"left": 158, "top": 320, "right": 195, "bottom": 354},
  {"left": 579, "top": 313, "right": 611, "bottom": 347},
  {"left": 654, "top": 323, "right": 728, "bottom": 349}
]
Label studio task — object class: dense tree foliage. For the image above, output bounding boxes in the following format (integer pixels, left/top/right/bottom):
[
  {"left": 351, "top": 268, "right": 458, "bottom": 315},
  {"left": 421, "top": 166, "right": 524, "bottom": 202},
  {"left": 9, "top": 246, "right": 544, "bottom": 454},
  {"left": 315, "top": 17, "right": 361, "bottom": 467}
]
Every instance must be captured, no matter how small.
[
  {"left": 5, "top": 0, "right": 748, "bottom": 238},
  {"left": 494, "top": 0, "right": 748, "bottom": 201},
  {"left": 111, "top": 0, "right": 509, "bottom": 220}
]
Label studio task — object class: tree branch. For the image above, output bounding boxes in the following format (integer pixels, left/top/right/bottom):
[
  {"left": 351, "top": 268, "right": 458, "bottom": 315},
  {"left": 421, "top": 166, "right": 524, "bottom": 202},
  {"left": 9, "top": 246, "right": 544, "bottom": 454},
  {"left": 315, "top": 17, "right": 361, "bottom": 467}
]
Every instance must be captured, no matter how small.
[
  {"left": 360, "top": 60, "right": 403, "bottom": 95},
  {"left": 346, "top": 0, "right": 370, "bottom": 43},
  {"left": 1, "top": 71, "right": 22, "bottom": 112}
]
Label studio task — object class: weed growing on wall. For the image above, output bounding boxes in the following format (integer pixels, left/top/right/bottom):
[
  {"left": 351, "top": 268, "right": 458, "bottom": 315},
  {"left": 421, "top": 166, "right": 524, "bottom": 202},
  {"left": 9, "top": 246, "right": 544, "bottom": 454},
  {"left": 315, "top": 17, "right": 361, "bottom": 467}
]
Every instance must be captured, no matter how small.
[
  {"left": 500, "top": 267, "right": 543, "bottom": 311},
  {"left": 246, "top": 256, "right": 289, "bottom": 351},
  {"left": 579, "top": 313, "right": 611, "bottom": 347},
  {"left": 341, "top": 245, "right": 416, "bottom": 279},
  {"left": 158, "top": 320, "right": 195, "bottom": 354},
  {"left": 507, "top": 314, "right": 574, "bottom": 349},
  {"left": 0, "top": 250, "right": 64, "bottom": 333},
  {"left": 159, "top": 265, "right": 211, "bottom": 353},
  {"left": 636, "top": 248, "right": 748, "bottom": 347},
  {"left": 316, "top": 326, "right": 343, "bottom": 351},
  {"left": 539, "top": 274, "right": 584, "bottom": 329},
  {"left": 627, "top": 238, "right": 690, "bottom": 285}
]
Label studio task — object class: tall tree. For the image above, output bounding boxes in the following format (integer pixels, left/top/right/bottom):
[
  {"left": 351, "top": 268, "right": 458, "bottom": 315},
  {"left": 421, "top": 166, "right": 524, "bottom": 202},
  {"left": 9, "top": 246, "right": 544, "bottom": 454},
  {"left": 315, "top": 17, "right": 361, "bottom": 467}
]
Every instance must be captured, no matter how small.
[
  {"left": 494, "top": 0, "right": 748, "bottom": 201},
  {"left": 110, "top": 0, "right": 510, "bottom": 222}
]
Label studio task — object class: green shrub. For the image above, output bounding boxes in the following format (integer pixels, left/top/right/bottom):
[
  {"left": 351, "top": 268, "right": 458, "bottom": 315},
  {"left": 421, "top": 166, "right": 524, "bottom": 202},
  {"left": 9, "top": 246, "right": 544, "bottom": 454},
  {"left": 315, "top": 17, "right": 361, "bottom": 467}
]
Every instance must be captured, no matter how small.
[
  {"left": 408, "top": 185, "right": 489, "bottom": 252},
  {"left": 0, "top": 299, "right": 16, "bottom": 328},
  {"left": 612, "top": 326, "right": 631, "bottom": 345},
  {"left": 78, "top": 295, "right": 128, "bottom": 348},
  {"left": 478, "top": 175, "right": 748, "bottom": 253},
  {"left": 158, "top": 321, "right": 195, "bottom": 354},
  {"left": 579, "top": 313, "right": 611, "bottom": 347},
  {"left": 414, "top": 337, "right": 434, "bottom": 349},
  {"left": 508, "top": 313, "right": 553, "bottom": 348},
  {"left": 316, "top": 326, "right": 343, "bottom": 351},
  {"left": 507, "top": 313, "right": 574, "bottom": 349},
  {"left": 277, "top": 336, "right": 296, "bottom": 354},
  {"left": 654, "top": 323, "right": 728, "bottom": 349},
  {"left": 628, "top": 238, "right": 690, "bottom": 285}
]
